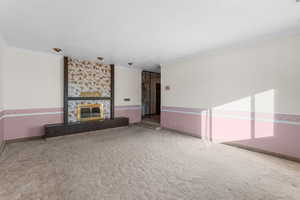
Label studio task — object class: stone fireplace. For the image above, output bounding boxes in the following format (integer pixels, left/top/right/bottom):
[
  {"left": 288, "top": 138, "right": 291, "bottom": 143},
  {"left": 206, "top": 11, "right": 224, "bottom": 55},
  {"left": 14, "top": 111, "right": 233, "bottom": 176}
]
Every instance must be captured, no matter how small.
[
  {"left": 44, "top": 57, "right": 129, "bottom": 138},
  {"left": 66, "top": 57, "right": 113, "bottom": 123}
]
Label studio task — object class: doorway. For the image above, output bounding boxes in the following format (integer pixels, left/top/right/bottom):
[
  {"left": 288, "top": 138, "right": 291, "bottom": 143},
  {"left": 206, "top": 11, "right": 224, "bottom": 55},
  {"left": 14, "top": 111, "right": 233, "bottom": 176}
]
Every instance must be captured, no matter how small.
[
  {"left": 142, "top": 71, "right": 161, "bottom": 125},
  {"left": 156, "top": 83, "right": 161, "bottom": 115}
]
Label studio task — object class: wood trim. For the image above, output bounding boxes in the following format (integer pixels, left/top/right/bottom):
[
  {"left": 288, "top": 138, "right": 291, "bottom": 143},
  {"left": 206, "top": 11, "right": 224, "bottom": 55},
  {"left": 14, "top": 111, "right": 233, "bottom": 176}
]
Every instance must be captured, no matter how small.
[
  {"left": 110, "top": 64, "right": 115, "bottom": 119},
  {"left": 142, "top": 70, "right": 160, "bottom": 75},
  {"left": 63, "top": 57, "right": 69, "bottom": 124},
  {"left": 149, "top": 72, "right": 152, "bottom": 114},
  {"left": 6, "top": 136, "right": 43, "bottom": 144},
  {"left": 68, "top": 97, "right": 111, "bottom": 101}
]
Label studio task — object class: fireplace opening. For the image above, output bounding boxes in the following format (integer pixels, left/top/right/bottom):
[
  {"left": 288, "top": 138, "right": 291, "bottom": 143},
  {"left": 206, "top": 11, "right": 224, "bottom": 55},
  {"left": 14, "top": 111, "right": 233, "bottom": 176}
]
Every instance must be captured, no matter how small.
[
  {"left": 77, "top": 104, "right": 104, "bottom": 121},
  {"left": 91, "top": 107, "right": 100, "bottom": 117},
  {"left": 81, "top": 108, "right": 91, "bottom": 119}
]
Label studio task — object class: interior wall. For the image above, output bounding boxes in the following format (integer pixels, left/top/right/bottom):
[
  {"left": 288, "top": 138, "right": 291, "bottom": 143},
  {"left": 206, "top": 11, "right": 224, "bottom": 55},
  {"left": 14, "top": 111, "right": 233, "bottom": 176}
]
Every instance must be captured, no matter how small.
[
  {"left": 161, "top": 34, "right": 300, "bottom": 160},
  {"left": 115, "top": 66, "right": 141, "bottom": 106},
  {"left": 114, "top": 66, "right": 142, "bottom": 123},
  {"left": 1, "top": 47, "right": 64, "bottom": 140},
  {"left": 0, "top": 49, "right": 142, "bottom": 140},
  {"left": 0, "top": 34, "right": 6, "bottom": 146},
  {"left": 3, "top": 47, "right": 64, "bottom": 109}
]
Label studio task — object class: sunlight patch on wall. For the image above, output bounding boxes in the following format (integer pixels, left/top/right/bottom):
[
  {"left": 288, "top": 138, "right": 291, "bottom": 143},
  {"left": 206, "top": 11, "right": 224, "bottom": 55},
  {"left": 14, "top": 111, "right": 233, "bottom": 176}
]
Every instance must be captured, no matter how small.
[
  {"left": 213, "top": 96, "right": 251, "bottom": 112},
  {"left": 211, "top": 96, "right": 252, "bottom": 142},
  {"left": 208, "top": 89, "right": 275, "bottom": 142},
  {"left": 254, "top": 89, "right": 274, "bottom": 138}
]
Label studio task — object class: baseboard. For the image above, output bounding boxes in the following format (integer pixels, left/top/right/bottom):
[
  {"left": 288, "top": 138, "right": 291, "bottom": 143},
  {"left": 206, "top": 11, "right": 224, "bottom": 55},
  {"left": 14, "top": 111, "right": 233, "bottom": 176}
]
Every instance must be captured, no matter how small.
[
  {"left": 6, "top": 136, "right": 43, "bottom": 144},
  {"left": 0, "top": 141, "right": 6, "bottom": 156},
  {"left": 224, "top": 142, "right": 300, "bottom": 163},
  {"left": 129, "top": 122, "right": 141, "bottom": 126},
  {"left": 161, "top": 127, "right": 202, "bottom": 139}
]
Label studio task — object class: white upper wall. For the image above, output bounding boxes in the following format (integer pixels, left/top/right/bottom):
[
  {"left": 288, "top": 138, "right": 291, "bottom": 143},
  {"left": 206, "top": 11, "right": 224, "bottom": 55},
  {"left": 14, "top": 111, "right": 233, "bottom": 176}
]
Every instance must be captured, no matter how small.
[
  {"left": 162, "top": 34, "right": 300, "bottom": 115},
  {"left": 1, "top": 47, "right": 142, "bottom": 110},
  {"left": 2, "top": 47, "right": 64, "bottom": 109},
  {"left": 0, "top": 34, "right": 7, "bottom": 111},
  {"left": 114, "top": 66, "right": 141, "bottom": 106}
]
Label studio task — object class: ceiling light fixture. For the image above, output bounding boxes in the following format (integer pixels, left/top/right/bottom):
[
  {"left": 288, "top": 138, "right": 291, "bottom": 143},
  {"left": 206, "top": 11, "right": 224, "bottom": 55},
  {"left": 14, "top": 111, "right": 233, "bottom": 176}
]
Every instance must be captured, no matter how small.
[
  {"left": 52, "top": 48, "right": 62, "bottom": 53},
  {"left": 97, "top": 57, "right": 104, "bottom": 61}
]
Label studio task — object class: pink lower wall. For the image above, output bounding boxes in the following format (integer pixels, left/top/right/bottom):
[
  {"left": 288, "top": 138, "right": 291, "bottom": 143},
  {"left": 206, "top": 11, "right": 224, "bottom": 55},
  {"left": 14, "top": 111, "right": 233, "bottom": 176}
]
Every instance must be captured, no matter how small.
[
  {"left": 115, "top": 105, "right": 141, "bottom": 123},
  {"left": 2, "top": 108, "right": 63, "bottom": 141},
  {"left": 0, "top": 111, "right": 4, "bottom": 144},
  {"left": 161, "top": 106, "right": 300, "bottom": 160},
  {"left": 1, "top": 106, "right": 140, "bottom": 141},
  {"left": 161, "top": 111, "right": 202, "bottom": 138}
]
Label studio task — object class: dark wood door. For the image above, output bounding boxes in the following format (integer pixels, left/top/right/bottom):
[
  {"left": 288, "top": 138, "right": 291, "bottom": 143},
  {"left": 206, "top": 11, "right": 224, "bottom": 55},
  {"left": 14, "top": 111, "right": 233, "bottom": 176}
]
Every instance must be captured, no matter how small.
[{"left": 156, "top": 83, "right": 161, "bottom": 115}]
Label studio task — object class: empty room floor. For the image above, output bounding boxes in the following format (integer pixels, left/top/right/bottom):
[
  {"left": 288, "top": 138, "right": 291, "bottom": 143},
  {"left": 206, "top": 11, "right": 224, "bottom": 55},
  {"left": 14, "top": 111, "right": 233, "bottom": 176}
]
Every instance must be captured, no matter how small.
[{"left": 0, "top": 126, "right": 300, "bottom": 200}]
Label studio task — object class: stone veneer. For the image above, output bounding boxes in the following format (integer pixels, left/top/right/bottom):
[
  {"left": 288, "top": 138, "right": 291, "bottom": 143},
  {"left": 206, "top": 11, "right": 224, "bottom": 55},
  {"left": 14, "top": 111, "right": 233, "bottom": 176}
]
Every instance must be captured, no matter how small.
[
  {"left": 68, "top": 57, "right": 111, "bottom": 97},
  {"left": 67, "top": 57, "right": 112, "bottom": 122}
]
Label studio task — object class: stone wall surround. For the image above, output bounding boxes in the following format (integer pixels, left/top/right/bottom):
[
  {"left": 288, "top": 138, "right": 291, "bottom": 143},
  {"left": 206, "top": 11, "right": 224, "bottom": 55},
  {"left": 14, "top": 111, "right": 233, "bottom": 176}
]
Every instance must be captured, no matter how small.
[
  {"left": 68, "top": 57, "right": 111, "bottom": 97},
  {"left": 67, "top": 57, "right": 112, "bottom": 123}
]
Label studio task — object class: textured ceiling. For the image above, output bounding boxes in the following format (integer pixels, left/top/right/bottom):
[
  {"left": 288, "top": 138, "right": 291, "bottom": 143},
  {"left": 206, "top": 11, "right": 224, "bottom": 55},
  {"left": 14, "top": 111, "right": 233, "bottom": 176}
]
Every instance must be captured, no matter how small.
[{"left": 0, "top": 0, "right": 300, "bottom": 69}]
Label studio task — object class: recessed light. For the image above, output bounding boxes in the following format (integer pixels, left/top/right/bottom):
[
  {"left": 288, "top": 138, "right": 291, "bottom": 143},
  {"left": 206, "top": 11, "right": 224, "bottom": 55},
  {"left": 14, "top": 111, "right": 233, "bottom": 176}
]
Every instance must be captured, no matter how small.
[{"left": 128, "top": 62, "right": 133, "bottom": 66}]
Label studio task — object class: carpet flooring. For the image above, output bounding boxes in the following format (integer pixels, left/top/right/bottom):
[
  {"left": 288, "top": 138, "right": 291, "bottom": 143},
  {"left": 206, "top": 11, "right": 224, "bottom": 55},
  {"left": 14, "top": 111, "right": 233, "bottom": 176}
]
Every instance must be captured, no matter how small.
[{"left": 0, "top": 126, "right": 300, "bottom": 200}]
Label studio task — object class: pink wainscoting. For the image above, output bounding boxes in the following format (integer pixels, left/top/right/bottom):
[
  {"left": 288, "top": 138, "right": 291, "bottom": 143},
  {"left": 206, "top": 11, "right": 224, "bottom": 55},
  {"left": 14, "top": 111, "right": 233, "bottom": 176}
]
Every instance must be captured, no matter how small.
[
  {"left": 2, "top": 108, "right": 63, "bottom": 140},
  {"left": 233, "top": 122, "right": 300, "bottom": 159},
  {"left": 209, "top": 116, "right": 252, "bottom": 142},
  {"left": 161, "top": 107, "right": 205, "bottom": 138},
  {"left": 115, "top": 105, "right": 141, "bottom": 124},
  {"left": 2, "top": 106, "right": 140, "bottom": 141},
  {"left": 161, "top": 106, "right": 300, "bottom": 160},
  {"left": 0, "top": 110, "right": 4, "bottom": 143}
]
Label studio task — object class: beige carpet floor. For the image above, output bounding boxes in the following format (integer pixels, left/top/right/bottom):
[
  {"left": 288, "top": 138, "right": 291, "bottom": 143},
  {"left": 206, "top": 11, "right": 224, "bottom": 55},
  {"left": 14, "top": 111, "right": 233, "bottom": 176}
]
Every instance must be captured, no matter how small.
[{"left": 0, "top": 126, "right": 300, "bottom": 200}]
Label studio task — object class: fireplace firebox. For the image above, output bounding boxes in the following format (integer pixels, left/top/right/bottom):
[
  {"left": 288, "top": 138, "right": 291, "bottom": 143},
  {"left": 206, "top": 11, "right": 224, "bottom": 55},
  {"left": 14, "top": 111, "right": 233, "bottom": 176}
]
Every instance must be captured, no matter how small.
[{"left": 77, "top": 104, "right": 104, "bottom": 121}]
